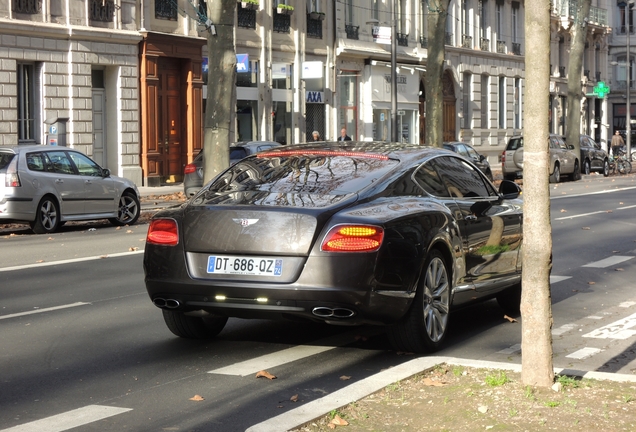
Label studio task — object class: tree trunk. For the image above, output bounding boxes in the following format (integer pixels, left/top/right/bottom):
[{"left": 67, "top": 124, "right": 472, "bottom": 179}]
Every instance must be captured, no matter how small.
[
  {"left": 203, "top": 0, "right": 237, "bottom": 183},
  {"left": 566, "top": 0, "right": 592, "bottom": 170},
  {"left": 521, "top": 0, "right": 555, "bottom": 388},
  {"left": 425, "top": 1, "right": 451, "bottom": 148}
]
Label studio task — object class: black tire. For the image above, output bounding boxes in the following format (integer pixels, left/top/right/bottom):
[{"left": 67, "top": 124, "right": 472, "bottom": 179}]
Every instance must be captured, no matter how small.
[
  {"left": 30, "top": 196, "right": 60, "bottom": 234},
  {"left": 570, "top": 160, "right": 581, "bottom": 181},
  {"left": 387, "top": 249, "right": 451, "bottom": 353},
  {"left": 162, "top": 309, "right": 228, "bottom": 339},
  {"left": 583, "top": 160, "right": 591, "bottom": 176},
  {"left": 109, "top": 191, "right": 140, "bottom": 226},
  {"left": 504, "top": 174, "right": 517, "bottom": 181},
  {"left": 603, "top": 159, "right": 610, "bottom": 177},
  {"left": 549, "top": 164, "right": 560, "bottom": 183},
  {"left": 496, "top": 282, "right": 521, "bottom": 316}
]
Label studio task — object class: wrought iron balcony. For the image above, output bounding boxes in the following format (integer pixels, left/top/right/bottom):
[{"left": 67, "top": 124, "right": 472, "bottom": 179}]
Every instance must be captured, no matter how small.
[
  {"left": 497, "top": 40, "right": 506, "bottom": 54},
  {"left": 480, "top": 37, "right": 490, "bottom": 51},
  {"left": 512, "top": 42, "right": 521, "bottom": 55},
  {"left": 155, "top": 0, "right": 177, "bottom": 20},
  {"left": 462, "top": 34, "right": 472, "bottom": 49},
  {"left": 307, "top": 14, "right": 323, "bottom": 39},
  {"left": 419, "top": 36, "right": 428, "bottom": 48},
  {"left": 13, "top": 0, "right": 42, "bottom": 14},
  {"left": 554, "top": 0, "right": 607, "bottom": 26},
  {"left": 397, "top": 33, "right": 408, "bottom": 47},
  {"left": 90, "top": 0, "right": 114, "bottom": 21},
  {"left": 238, "top": 7, "right": 256, "bottom": 28},
  {"left": 345, "top": 24, "right": 359, "bottom": 40},
  {"left": 273, "top": 10, "right": 291, "bottom": 33}
]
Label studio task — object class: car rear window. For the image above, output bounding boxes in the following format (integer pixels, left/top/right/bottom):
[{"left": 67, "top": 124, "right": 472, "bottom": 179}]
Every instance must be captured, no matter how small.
[
  {"left": 194, "top": 151, "right": 399, "bottom": 205},
  {"left": 230, "top": 148, "right": 247, "bottom": 160},
  {"left": 0, "top": 152, "right": 15, "bottom": 170},
  {"left": 506, "top": 138, "right": 523, "bottom": 151}
]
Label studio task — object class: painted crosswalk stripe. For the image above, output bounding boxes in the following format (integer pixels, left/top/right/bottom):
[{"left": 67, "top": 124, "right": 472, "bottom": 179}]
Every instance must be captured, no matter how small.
[
  {"left": 0, "top": 405, "right": 131, "bottom": 432},
  {"left": 0, "top": 303, "right": 89, "bottom": 320},
  {"left": 582, "top": 256, "right": 634, "bottom": 268},
  {"left": 555, "top": 210, "right": 607, "bottom": 220},
  {"left": 583, "top": 311, "right": 636, "bottom": 340},
  {"left": 565, "top": 347, "right": 603, "bottom": 360},
  {"left": 552, "top": 324, "right": 577, "bottom": 336}
]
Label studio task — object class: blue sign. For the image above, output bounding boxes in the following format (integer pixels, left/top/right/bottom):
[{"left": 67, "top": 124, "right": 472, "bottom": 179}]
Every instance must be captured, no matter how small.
[
  {"left": 236, "top": 54, "right": 249, "bottom": 73},
  {"left": 202, "top": 57, "right": 208, "bottom": 73}
]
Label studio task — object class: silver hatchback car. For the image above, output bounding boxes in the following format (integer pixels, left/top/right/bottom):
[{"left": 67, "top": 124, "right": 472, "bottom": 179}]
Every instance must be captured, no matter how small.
[{"left": 0, "top": 145, "right": 140, "bottom": 234}]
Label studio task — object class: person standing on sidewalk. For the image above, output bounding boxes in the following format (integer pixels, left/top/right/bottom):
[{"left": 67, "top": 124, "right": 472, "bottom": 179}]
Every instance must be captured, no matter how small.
[
  {"left": 339, "top": 128, "right": 352, "bottom": 141},
  {"left": 611, "top": 130, "right": 625, "bottom": 157}
]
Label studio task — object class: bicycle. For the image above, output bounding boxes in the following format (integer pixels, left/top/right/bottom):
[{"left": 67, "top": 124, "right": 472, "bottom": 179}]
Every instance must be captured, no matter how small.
[{"left": 609, "top": 150, "right": 632, "bottom": 175}]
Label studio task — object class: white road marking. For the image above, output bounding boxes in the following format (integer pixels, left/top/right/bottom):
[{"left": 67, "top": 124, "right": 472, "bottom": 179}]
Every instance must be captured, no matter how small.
[
  {"left": 552, "top": 324, "right": 578, "bottom": 336},
  {"left": 0, "top": 405, "right": 131, "bottom": 432},
  {"left": 620, "top": 301, "right": 636, "bottom": 308},
  {"left": 550, "top": 275, "right": 571, "bottom": 284},
  {"left": 586, "top": 315, "right": 603, "bottom": 320},
  {"left": 617, "top": 205, "right": 636, "bottom": 210},
  {"left": 582, "top": 256, "right": 634, "bottom": 268},
  {"left": 583, "top": 311, "right": 636, "bottom": 340},
  {"left": 497, "top": 344, "right": 521, "bottom": 355},
  {"left": 0, "top": 302, "right": 89, "bottom": 320},
  {"left": 550, "top": 186, "right": 636, "bottom": 200},
  {"left": 555, "top": 210, "right": 608, "bottom": 220},
  {"left": 566, "top": 347, "right": 603, "bottom": 360},
  {"left": 0, "top": 250, "right": 144, "bottom": 272}
]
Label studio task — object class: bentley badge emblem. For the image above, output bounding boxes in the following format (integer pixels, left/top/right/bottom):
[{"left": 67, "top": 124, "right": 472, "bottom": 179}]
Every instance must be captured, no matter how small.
[{"left": 233, "top": 218, "right": 259, "bottom": 227}]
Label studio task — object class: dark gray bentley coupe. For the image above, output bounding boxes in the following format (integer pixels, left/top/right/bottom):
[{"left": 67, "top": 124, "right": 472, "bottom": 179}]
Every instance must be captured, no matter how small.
[{"left": 143, "top": 142, "right": 523, "bottom": 353}]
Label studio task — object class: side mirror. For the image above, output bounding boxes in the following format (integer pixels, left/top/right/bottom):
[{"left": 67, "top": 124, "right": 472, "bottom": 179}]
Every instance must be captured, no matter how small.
[
  {"left": 102, "top": 168, "right": 111, "bottom": 178},
  {"left": 479, "top": 154, "right": 486, "bottom": 162},
  {"left": 499, "top": 180, "right": 522, "bottom": 200}
]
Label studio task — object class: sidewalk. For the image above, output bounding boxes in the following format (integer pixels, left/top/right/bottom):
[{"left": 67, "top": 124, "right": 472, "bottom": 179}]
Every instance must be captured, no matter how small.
[{"left": 137, "top": 183, "right": 187, "bottom": 212}]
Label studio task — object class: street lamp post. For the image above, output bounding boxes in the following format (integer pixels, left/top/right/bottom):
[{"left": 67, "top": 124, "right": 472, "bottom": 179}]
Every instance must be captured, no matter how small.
[
  {"left": 390, "top": 0, "right": 398, "bottom": 142},
  {"left": 627, "top": 11, "right": 632, "bottom": 159}
]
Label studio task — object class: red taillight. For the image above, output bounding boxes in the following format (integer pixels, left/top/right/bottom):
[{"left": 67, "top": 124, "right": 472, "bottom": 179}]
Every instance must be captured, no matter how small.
[
  {"left": 147, "top": 219, "right": 179, "bottom": 246},
  {"left": 501, "top": 151, "right": 506, "bottom": 165},
  {"left": 321, "top": 225, "right": 384, "bottom": 252},
  {"left": 184, "top": 163, "right": 196, "bottom": 175},
  {"left": 5, "top": 156, "right": 20, "bottom": 187}
]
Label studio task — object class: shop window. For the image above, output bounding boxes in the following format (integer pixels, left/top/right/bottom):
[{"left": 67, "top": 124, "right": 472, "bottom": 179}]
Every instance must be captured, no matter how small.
[
  {"left": 18, "top": 63, "right": 41, "bottom": 144},
  {"left": 339, "top": 73, "right": 357, "bottom": 139}
]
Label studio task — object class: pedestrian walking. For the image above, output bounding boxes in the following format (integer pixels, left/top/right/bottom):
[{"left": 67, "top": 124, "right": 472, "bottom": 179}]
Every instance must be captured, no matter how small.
[
  {"left": 311, "top": 131, "right": 321, "bottom": 141},
  {"left": 611, "top": 130, "right": 625, "bottom": 157},
  {"left": 339, "top": 128, "right": 352, "bottom": 141}
]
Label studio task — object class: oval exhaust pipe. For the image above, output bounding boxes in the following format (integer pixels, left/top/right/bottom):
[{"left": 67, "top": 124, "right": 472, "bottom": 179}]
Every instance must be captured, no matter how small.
[
  {"left": 165, "top": 299, "right": 180, "bottom": 309},
  {"left": 312, "top": 307, "right": 355, "bottom": 318},
  {"left": 153, "top": 298, "right": 167, "bottom": 308},
  {"left": 153, "top": 298, "right": 180, "bottom": 309}
]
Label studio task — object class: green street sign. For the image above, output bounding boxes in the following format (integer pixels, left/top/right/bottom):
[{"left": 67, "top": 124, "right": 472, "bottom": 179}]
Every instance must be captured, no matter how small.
[{"left": 593, "top": 81, "right": 610, "bottom": 98}]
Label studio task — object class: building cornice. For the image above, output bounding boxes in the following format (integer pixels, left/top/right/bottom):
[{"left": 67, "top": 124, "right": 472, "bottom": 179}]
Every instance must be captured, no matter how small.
[{"left": 0, "top": 19, "right": 142, "bottom": 44}]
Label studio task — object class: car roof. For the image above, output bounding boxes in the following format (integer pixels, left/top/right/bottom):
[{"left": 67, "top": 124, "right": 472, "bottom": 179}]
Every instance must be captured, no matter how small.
[
  {"left": 0, "top": 145, "right": 79, "bottom": 154},
  {"left": 230, "top": 141, "right": 281, "bottom": 149}
]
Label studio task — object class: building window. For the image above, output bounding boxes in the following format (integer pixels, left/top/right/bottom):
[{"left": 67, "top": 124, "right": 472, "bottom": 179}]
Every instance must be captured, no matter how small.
[
  {"left": 481, "top": 74, "right": 489, "bottom": 129},
  {"left": 307, "top": 14, "right": 323, "bottom": 38},
  {"left": 13, "top": 0, "right": 42, "bottom": 14},
  {"left": 514, "top": 77, "right": 522, "bottom": 130},
  {"left": 339, "top": 74, "right": 358, "bottom": 140},
  {"left": 238, "top": 7, "right": 256, "bottom": 28},
  {"left": 272, "top": 63, "right": 293, "bottom": 90},
  {"left": 237, "top": 60, "right": 259, "bottom": 88},
  {"left": 512, "top": 1, "right": 519, "bottom": 43},
  {"left": 273, "top": 9, "right": 291, "bottom": 32},
  {"left": 498, "top": 76, "right": 506, "bottom": 129},
  {"left": 345, "top": 0, "right": 353, "bottom": 24},
  {"left": 18, "top": 63, "right": 40, "bottom": 143},
  {"left": 90, "top": 0, "right": 115, "bottom": 22},
  {"left": 373, "top": 0, "right": 379, "bottom": 20},
  {"left": 463, "top": 72, "right": 472, "bottom": 128},
  {"left": 620, "top": 4, "right": 634, "bottom": 34},
  {"left": 496, "top": 0, "right": 503, "bottom": 37},
  {"left": 155, "top": 0, "right": 177, "bottom": 20}
]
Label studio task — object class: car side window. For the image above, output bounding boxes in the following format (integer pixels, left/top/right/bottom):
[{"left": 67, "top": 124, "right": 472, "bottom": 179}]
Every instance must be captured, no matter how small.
[
  {"left": 26, "top": 152, "right": 46, "bottom": 172},
  {"left": 464, "top": 146, "right": 479, "bottom": 160},
  {"left": 434, "top": 156, "right": 494, "bottom": 198},
  {"left": 47, "top": 151, "right": 76, "bottom": 175},
  {"left": 68, "top": 151, "right": 102, "bottom": 176},
  {"left": 412, "top": 160, "right": 450, "bottom": 197},
  {"left": 455, "top": 144, "right": 469, "bottom": 158}
]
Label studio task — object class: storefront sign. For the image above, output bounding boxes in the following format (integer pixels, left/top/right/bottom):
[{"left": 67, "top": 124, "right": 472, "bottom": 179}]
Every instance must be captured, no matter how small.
[
  {"left": 302, "top": 61, "right": 324, "bottom": 79},
  {"left": 236, "top": 54, "right": 250, "bottom": 72},
  {"left": 372, "top": 26, "right": 391, "bottom": 45},
  {"left": 272, "top": 63, "right": 290, "bottom": 79},
  {"left": 306, "top": 91, "right": 325, "bottom": 103}
]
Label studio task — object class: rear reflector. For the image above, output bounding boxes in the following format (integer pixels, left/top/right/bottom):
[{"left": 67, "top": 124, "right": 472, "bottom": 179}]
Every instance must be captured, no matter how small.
[
  {"left": 147, "top": 219, "right": 179, "bottom": 246},
  {"left": 184, "top": 164, "right": 196, "bottom": 175},
  {"left": 321, "top": 224, "right": 384, "bottom": 252}
]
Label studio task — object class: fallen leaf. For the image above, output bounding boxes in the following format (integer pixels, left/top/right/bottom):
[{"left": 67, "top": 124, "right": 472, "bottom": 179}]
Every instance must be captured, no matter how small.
[
  {"left": 126, "top": 230, "right": 133, "bottom": 233},
  {"left": 503, "top": 315, "right": 517, "bottom": 323},
  {"left": 129, "top": 247, "right": 139, "bottom": 251},
  {"left": 588, "top": 281, "right": 596, "bottom": 285},
  {"left": 478, "top": 406, "right": 488, "bottom": 413},
  {"left": 47, "top": 237, "right": 54, "bottom": 240},
  {"left": 116, "top": 226, "right": 121, "bottom": 230},
  {"left": 340, "top": 375, "right": 351, "bottom": 381},
  {"left": 256, "top": 370, "right": 277, "bottom": 380},
  {"left": 606, "top": 210, "right": 613, "bottom": 213},
  {"left": 189, "top": 395, "right": 204, "bottom": 401},
  {"left": 329, "top": 415, "right": 349, "bottom": 426},
  {"left": 616, "top": 268, "right": 624, "bottom": 272},
  {"left": 620, "top": 202, "right": 624, "bottom": 205},
  {"left": 422, "top": 377, "right": 445, "bottom": 387},
  {"left": 572, "top": 289, "right": 579, "bottom": 292},
  {"left": 290, "top": 394, "right": 298, "bottom": 402},
  {"left": 328, "top": 424, "right": 336, "bottom": 430},
  {"left": 560, "top": 209, "right": 567, "bottom": 213},
  {"left": 582, "top": 227, "right": 591, "bottom": 230}
]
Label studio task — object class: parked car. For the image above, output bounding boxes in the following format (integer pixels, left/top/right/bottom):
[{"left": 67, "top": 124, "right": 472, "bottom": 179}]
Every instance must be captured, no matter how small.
[
  {"left": 184, "top": 141, "right": 281, "bottom": 197},
  {"left": 502, "top": 134, "right": 580, "bottom": 183},
  {"left": 0, "top": 145, "right": 140, "bottom": 234},
  {"left": 579, "top": 134, "right": 609, "bottom": 176},
  {"left": 145, "top": 142, "right": 523, "bottom": 353},
  {"left": 443, "top": 141, "right": 493, "bottom": 181}
]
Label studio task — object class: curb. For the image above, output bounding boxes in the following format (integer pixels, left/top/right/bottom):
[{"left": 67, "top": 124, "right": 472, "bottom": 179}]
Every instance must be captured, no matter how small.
[{"left": 245, "top": 356, "right": 636, "bottom": 432}]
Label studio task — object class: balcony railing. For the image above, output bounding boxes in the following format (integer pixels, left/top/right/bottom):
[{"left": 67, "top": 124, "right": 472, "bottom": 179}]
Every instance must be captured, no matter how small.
[
  {"left": 307, "top": 14, "right": 323, "bottom": 39},
  {"left": 462, "top": 34, "right": 472, "bottom": 48},
  {"left": 420, "top": 36, "right": 428, "bottom": 48},
  {"left": 512, "top": 42, "right": 521, "bottom": 55},
  {"left": 90, "top": 0, "right": 114, "bottom": 21},
  {"left": 480, "top": 37, "right": 490, "bottom": 51},
  {"left": 155, "top": 0, "right": 177, "bottom": 20},
  {"left": 397, "top": 33, "right": 408, "bottom": 47},
  {"left": 554, "top": 0, "right": 607, "bottom": 26},
  {"left": 345, "top": 24, "right": 359, "bottom": 40},
  {"left": 273, "top": 10, "right": 291, "bottom": 33},
  {"left": 497, "top": 40, "right": 506, "bottom": 54},
  {"left": 238, "top": 7, "right": 256, "bottom": 28},
  {"left": 12, "top": 0, "right": 41, "bottom": 13}
]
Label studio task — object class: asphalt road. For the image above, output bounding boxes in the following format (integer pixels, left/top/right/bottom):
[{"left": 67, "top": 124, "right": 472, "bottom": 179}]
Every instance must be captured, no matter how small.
[{"left": 1, "top": 173, "right": 636, "bottom": 431}]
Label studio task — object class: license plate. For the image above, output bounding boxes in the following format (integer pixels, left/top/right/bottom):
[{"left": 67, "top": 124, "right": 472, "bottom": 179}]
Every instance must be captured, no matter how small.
[{"left": 207, "top": 255, "right": 283, "bottom": 276}]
